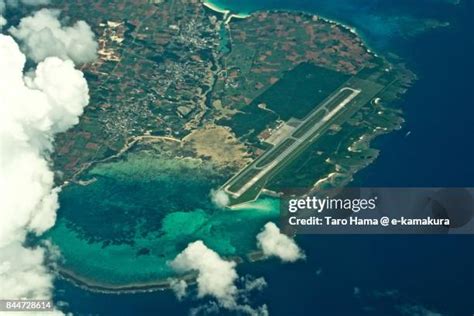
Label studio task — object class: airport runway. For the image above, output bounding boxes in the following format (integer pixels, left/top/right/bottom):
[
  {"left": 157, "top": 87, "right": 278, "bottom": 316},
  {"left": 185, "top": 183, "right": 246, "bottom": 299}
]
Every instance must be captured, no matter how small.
[{"left": 223, "top": 87, "right": 361, "bottom": 198}]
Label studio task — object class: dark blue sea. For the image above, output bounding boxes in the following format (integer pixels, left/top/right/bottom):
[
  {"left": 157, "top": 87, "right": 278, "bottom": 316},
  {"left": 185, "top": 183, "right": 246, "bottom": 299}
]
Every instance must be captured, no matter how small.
[{"left": 54, "top": 1, "right": 474, "bottom": 315}]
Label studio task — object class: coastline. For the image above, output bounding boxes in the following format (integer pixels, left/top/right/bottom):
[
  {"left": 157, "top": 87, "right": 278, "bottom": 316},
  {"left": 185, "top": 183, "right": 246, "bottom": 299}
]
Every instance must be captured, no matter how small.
[
  {"left": 55, "top": 1, "right": 414, "bottom": 296},
  {"left": 202, "top": 0, "right": 380, "bottom": 57},
  {"left": 201, "top": 0, "right": 415, "bottom": 198},
  {"left": 55, "top": 254, "right": 251, "bottom": 294},
  {"left": 56, "top": 266, "right": 195, "bottom": 294},
  {"left": 202, "top": 1, "right": 250, "bottom": 24},
  {"left": 51, "top": 2, "right": 474, "bottom": 315}
]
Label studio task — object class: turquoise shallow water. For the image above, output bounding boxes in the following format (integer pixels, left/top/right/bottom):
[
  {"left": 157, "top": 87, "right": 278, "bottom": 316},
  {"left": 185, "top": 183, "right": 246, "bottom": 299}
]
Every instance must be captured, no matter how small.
[
  {"left": 53, "top": 1, "right": 473, "bottom": 314},
  {"left": 47, "top": 148, "right": 279, "bottom": 284}
]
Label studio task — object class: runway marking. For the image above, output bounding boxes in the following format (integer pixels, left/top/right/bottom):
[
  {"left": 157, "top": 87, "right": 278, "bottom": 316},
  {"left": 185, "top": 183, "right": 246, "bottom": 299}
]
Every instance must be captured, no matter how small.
[{"left": 224, "top": 87, "right": 361, "bottom": 198}]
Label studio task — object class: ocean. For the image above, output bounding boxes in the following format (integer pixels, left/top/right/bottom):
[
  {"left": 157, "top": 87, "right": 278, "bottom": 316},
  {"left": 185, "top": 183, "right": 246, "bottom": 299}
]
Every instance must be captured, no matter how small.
[{"left": 54, "top": 1, "right": 474, "bottom": 315}]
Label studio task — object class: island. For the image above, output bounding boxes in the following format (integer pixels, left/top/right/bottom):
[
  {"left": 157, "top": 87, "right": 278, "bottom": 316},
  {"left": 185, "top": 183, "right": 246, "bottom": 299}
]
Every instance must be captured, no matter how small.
[{"left": 45, "top": 0, "right": 415, "bottom": 291}]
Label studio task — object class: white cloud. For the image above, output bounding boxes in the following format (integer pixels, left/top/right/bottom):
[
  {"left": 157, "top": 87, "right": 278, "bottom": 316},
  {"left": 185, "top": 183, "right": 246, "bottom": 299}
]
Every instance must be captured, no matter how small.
[
  {"left": 169, "top": 279, "right": 188, "bottom": 301},
  {"left": 256, "top": 222, "right": 305, "bottom": 262},
  {"left": 0, "top": 242, "right": 54, "bottom": 299},
  {"left": 170, "top": 241, "right": 268, "bottom": 315},
  {"left": 0, "top": 33, "right": 89, "bottom": 306},
  {"left": 9, "top": 8, "right": 98, "bottom": 64},
  {"left": 170, "top": 240, "right": 238, "bottom": 305},
  {"left": 397, "top": 304, "right": 443, "bottom": 316},
  {"left": 190, "top": 301, "right": 268, "bottom": 316},
  {"left": 189, "top": 301, "right": 220, "bottom": 316},
  {"left": 242, "top": 276, "right": 267, "bottom": 293},
  {"left": 0, "top": 15, "right": 6, "bottom": 28},
  {"left": 210, "top": 189, "right": 230, "bottom": 208}
]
